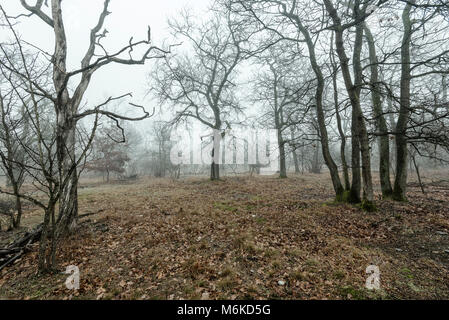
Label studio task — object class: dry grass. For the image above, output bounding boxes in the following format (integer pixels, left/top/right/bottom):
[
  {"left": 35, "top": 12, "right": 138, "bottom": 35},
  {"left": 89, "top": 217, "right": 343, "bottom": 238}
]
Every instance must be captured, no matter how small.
[{"left": 0, "top": 173, "right": 448, "bottom": 300}]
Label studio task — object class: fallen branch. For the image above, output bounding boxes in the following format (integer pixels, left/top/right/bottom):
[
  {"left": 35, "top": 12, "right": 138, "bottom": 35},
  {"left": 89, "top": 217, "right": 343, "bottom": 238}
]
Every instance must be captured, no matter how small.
[
  {"left": 0, "top": 251, "right": 23, "bottom": 272},
  {"left": 0, "top": 209, "right": 104, "bottom": 271},
  {"left": 0, "top": 236, "right": 34, "bottom": 272}
]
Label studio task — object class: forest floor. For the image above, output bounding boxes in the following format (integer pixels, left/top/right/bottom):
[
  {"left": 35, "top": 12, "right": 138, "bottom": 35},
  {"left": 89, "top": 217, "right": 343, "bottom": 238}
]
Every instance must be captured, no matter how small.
[{"left": 1, "top": 172, "right": 449, "bottom": 300}]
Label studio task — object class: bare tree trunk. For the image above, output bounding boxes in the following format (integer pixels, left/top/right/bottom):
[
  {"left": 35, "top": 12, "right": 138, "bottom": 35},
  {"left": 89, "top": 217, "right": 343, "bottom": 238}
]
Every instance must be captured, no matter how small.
[
  {"left": 38, "top": 202, "right": 55, "bottom": 272},
  {"left": 393, "top": 2, "right": 414, "bottom": 201},
  {"left": 330, "top": 40, "right": 350, "bottom": 190},
  {"left": 353, "top": 5, "right": 374, "bottom": 206},
  {"left": 364, "top": 24, "right": 393, "bottom": 198},
  {"left": 12, "top": 185, "right": 22, "bottom": 228},
  {"left": 387, "top": 94, "right": 397, "bottom": 179},
  {"left": 324, "top": 0, "right": 374, "bottom": 206},
  {"left": 274, "top": 99, "right": 287, "bottom": 178},
  {"left": 210, "top": 163, "right": 220, "bottom": 180},
  {"left": 210, "top": 137, "right": 220, "bottom": 180},
  {"left": 290, "top": 128, "right": 300, "bottom": 174},
  {"left": 56, "top": 115, "right": 78, "bottom": 232},
  {"left": 310, "top": 141, "right": 322, "bottom": 174},
  {"left": 300, "top": 143, "right": 305, "bottom": 174},
  {"left": 350, "top": 111, "right": 362, "bottom": 203},
  {"left": 12, "top": 0, "right": 163, "bottom": 273},
  {"left": 49, "top": 0, "right": 79, "bottom": 240},
  {"left": 411, "top": 151, "right": 425, "bottom": 195},
  {"left": 278, "top": 138, "right": 287, "bottom": 178},
  {"left": 293, "top": 18, "right": 344, "bottom": 198},
  {"left": 291, "top": 143, "right": 300, "bottom": 174}
]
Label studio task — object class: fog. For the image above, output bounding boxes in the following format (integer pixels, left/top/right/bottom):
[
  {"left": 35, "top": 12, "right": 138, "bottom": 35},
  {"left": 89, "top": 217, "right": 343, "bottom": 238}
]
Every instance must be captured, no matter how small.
[{"left": 1, "top": 0, "right": 211, "bottom": 122}]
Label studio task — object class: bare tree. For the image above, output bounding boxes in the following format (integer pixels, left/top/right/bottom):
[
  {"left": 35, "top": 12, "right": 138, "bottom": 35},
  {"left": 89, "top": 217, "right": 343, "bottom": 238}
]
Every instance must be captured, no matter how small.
[
  {"left": 251, "top": 45, "right": 312, "bottom": 178},
  {"left": 0, "top": 1, "right": 169, "bottom": 271},
  {"left": 373, "top": 1, "right": 449, "bottom": 200},
  {"left": 0, "top": 80, "right": 27, "bottom": 229},
  {"left": 363, "top": 23, "right": 393, "bottom": 198},
  {"left": 150, "top": 7, "right": 265, "bottom": 180},
  {"left": 390, "top": 1, "right": 414, "bottom": 201},
  {"left": 230, "top": 0, "right": 346, "bottom": 199},
  {"left": 329, "top": 32, "right": 351, "bottom": 191},
  {"left": 323, "top": 0, "right": 376, "bottom": 208}
]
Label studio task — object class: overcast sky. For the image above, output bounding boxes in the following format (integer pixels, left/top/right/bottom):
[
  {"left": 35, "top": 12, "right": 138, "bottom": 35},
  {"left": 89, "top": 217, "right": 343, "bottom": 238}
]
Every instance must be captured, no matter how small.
[{"left": 1, "top": 0, "right": 211, "bottom": 120}]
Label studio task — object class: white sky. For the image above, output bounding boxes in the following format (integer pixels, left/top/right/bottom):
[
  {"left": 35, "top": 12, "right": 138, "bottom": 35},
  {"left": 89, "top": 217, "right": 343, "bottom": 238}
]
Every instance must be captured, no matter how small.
[{"left": 1, "top": 0, "right": 211, "bottom": 115}]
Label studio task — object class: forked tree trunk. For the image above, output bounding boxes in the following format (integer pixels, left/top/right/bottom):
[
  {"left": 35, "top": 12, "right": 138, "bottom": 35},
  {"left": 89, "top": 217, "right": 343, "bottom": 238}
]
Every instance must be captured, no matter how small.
[
  {"left": 293, "top": 19, "right": 344, "bottom": 199},
  {"left": 353, "top": 6, "right": 374, "bottom": 205},
  {"left": 393, "top": 2, "right": 413, "bottom": 201},
  {"left": 19, "top": 0, "right": 154, "bottom": 273},
  {"left": 56, "top": 115, "right": 78, "bottom": 232},
  {"left": 364, "top": 24, "right": 393, "bottom": 198},
  {"left": 324, "top": 0, "right": 374, "bottom": 206},
  {"left": 330, "top": 41, "right": 350, "bottom": 191}
]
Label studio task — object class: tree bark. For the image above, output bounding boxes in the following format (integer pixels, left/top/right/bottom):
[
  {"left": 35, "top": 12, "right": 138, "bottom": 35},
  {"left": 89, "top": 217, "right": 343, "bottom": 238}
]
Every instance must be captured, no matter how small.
[
  {"left": 278, "top": 134, "right": 287, "bottom": 178},
  {"left": 50, "top": 0, "right": 79, "bottom": 235},
  {"left": 330, "top": 39, "right": 350, "bottom": 191},
  {"left": 393, "top": 1, "right": 414, "bottom": 201},
  {"left": 310, "top": 140, "right": 322, "bottom": 174},
  {"left": 273, "top": 75, "right": 287, "bottom": 179},
  {"left": 291, "top": 130, "right": 300, "bottom": 174},
  {"left": 38, "top": 203, "right": 54, "bottom": 272},
  {"left": 364, "top": 24, "right": 393, "bottom": 198},
  {"left": 411, "top": 151, "right": 425, "bottom": 194},
  {"left": 12, "top": 185, "right": 22, "bottom": 228},
  {"left": 291, "top": 17, "right": 344, "bottom": 198},
  {"left": 210, "top": 162, "right": 220, "bottom": 180},
  {"left": 324, "top": 0, "right": 374, "bottom": 205},
  {"left": 210, "top": 134, "right": 221, "bottom": 180}
]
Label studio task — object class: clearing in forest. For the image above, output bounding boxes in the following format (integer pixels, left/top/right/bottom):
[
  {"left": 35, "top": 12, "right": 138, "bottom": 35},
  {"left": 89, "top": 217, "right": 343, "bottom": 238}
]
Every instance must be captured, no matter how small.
[{"left": 1, "top": 174, "right": 449, "bottom": 300}]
